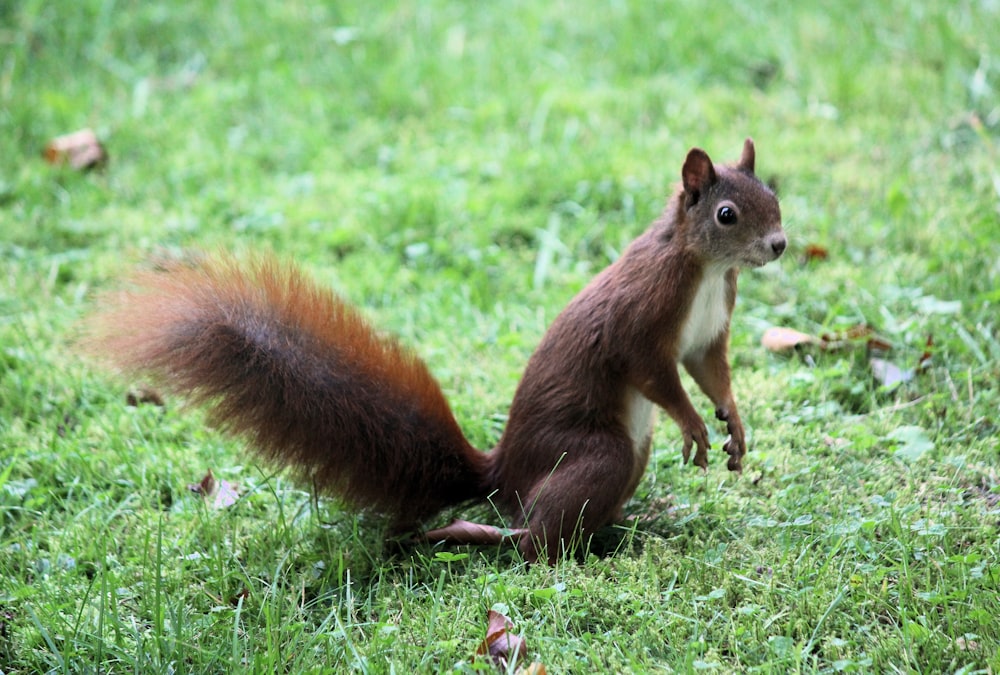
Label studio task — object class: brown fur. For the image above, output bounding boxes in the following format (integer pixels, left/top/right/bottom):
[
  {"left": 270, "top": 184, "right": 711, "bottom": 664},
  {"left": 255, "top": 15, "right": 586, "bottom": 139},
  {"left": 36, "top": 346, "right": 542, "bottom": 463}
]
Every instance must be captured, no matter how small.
[
  {"left": 86, "top": 257, "right": 491, "bottom": 524},
  {"left": 492, "top": 140, "right": 785, "bottom": 561},
  {"left": 86, "top": 140, "right": 785, "bottom": 564}
]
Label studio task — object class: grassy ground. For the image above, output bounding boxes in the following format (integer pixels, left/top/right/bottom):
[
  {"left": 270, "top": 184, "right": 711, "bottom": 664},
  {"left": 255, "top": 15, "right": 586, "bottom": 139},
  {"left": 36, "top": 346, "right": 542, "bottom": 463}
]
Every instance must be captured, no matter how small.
[{"left": 2, "top": 0, "right": 999, "bottom": 672}]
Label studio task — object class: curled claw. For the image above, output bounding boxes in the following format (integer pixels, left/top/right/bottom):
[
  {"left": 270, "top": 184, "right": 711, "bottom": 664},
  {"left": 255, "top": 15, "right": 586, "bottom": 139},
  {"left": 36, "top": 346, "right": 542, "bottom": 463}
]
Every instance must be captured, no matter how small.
[
  {"left": 722, "top": 425, "right": 747, "bottom": 473},
  {"left": 723, "top": 436, "right": 743, "bottom": 473},
  {"left": 693, "top": 443, "right": 709, "bottom": 471},
  {"left": 692, "top": 432, "right": 710, "bottom": 470},
  {"left": 719, "top": 410, "right": 746, "bottom": 473},
  {"left": 682, "top": 421, "right": 710, "bottom": 470}
]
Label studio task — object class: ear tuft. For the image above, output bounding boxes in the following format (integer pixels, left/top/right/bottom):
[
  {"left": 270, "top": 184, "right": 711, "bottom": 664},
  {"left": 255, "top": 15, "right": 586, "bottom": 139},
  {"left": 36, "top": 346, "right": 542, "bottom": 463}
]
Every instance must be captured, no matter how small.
[
  {"left": 738, "top": 138, "right": 756, "bottom": 173},
  {"left": 682, "top": 148, "right": 716, "bottom": 206}
]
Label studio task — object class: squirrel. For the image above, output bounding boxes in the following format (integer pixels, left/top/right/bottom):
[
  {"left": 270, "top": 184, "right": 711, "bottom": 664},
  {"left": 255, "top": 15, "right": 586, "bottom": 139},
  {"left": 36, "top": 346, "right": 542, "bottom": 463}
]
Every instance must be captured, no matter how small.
[{"left": 87, "top": 139, "right": 785, "bottom": 564}]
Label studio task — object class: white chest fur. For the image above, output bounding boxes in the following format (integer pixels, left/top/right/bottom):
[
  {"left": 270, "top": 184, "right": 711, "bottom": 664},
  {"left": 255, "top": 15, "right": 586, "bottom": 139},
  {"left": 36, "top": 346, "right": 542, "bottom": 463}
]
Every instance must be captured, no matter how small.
[
  {"left": 678, "top": 269, "right": 730, "bottom": 358},
  {"left": 623, "top": 385, "right": 655, "bottom": 460}
]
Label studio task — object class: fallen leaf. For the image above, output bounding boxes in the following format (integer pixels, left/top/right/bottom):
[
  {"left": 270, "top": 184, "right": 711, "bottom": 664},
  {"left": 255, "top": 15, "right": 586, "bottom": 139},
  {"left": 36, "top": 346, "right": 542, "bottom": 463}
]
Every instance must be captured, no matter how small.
[
  {"left": 44, "top": 128, "right": 108, "bottom": 170},
  {"left": 870, "top": 358, "right": 914, "bottom": 389},
  {"left": 763, "top": 324, "right": 891, "bottom": 354},
  {"left": 870, "top": 334, "right": 932, "bottom": 388},
  {"left": 917, "top": 335, "right": 933, "bottom": 372},
  {"left": 761, "top": 327, "right": 819, "bottom": 352},
  {"left": 831, "top": 324, "right": 875, "bottom": 341},
  {"left": 956, "top": 636, "right": 979, "bottom": 651},
  {"left": 822, "top": 435, "right": 850, "bottom": 450},
  {"left": 229, "top": 588, "right": 250, "bottom": 606},
  {"left": 187, "top": 469, "right": 240, "bottom": 509},
  {"left": 802, "top": 243, "right": 829, "bottom": 262},
  {"left": 820, "top": 324, "right": 878, "bottom": 351},
  {"left": 865, "top": 336, "right": 894, "bottom": 353},
  {"left": 190, "top": 470, "right": 216, "bottom": 496},
  {"left": 477, "top": 610, "right": 527, "bottom": 670}
]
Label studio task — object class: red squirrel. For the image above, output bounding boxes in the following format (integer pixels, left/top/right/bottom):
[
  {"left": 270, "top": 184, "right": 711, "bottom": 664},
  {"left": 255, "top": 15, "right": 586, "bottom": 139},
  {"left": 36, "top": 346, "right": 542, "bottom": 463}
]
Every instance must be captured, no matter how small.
[{"left": 88, "top": 139, "right": 785, "bottom": 564}]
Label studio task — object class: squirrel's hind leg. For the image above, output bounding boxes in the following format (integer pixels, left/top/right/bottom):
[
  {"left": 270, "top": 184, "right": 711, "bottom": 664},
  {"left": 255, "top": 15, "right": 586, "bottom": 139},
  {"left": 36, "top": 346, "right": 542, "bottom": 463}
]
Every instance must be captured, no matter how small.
[{"left": 517, "top": 436, "right": 635, "bottom": 564}]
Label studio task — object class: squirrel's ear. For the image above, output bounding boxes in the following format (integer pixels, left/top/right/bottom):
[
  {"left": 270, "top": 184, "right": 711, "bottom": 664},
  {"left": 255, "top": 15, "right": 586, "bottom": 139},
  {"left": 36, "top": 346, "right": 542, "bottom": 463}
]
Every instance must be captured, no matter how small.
[
  {"left": 738, "top": 138, "right": 756, "bottom": 173},
  {"left": 682, "top": 148, "right": 716, "bottom": 206}
]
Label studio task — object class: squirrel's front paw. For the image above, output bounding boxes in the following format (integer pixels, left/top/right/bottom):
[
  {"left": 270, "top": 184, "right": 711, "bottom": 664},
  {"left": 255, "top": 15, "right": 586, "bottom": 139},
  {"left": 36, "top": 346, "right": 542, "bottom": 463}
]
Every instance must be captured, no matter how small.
[
  {"left": 714, "top": 407, "right": 746, "bottom": 472},
  {"left": 681, "top": 420, "right": 710, "bottom": 470},
  {"left": 721, "top": 420, "right": 747, "bottom": 473}
]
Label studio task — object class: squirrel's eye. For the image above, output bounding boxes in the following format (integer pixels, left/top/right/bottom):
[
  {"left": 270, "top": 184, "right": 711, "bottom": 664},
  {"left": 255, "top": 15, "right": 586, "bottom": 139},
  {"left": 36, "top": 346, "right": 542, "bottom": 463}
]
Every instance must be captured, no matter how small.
[{"left": 716, "top": 205, "right": 737, "bottom": 225}]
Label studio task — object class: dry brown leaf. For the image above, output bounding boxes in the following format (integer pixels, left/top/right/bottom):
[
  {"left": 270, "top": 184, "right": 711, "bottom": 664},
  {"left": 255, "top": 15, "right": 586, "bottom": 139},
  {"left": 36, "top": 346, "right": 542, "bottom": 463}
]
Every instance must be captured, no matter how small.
[
  {"left": 764, "top": 324, "right": 902, "bottom": 364},
  {"left": 870, "top": 357, "right": 913, "bottom": 388},
  {"left": 761, "top": 327, "right": 819, "bottom": 352},
  {"left": 802, "top": 243, "right": 829, "bottom": 262},
  {"left": 190, "top": 469, "right": 216, "bottom": 496},
  {"left": 870, "top": 334, "right": 933, "bottom": 389},
  {"left": 819, "top": 324, "right": 878, "bottom": 351},
  {"left": 865, "top": 336, "right": 894, "bottom": 353},
  {"left": 187, "top": 469, "right": 240, "bottom": 509},
  {"left": 955, "top": 636, "right": 979, "bottom": 651},
  {"left": 839, "top": 324, "right": 876, "bottom": 341},
  {"left": 917, "top": 334, "right": 933, "bottom": 372},
  {"left": 44, "top": 128, "right": 108, "bottom": 170},
  {"left": 477, "top": 610, "right": 527, "bottom": 670}
]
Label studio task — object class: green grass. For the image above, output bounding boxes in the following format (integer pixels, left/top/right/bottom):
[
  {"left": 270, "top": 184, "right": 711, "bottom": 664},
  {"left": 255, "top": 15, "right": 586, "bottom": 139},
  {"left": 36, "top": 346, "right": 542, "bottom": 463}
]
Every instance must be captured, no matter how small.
[{"left": 2, "top": 0, "right": 999, "bottom": 672}]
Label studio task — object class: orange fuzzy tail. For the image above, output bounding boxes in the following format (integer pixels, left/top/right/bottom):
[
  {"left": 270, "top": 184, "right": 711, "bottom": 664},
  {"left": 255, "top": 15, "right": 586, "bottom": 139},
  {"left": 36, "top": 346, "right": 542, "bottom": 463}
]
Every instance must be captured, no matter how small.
[{"left": 86, "top": 255, "right": 490, "bottom": 524}]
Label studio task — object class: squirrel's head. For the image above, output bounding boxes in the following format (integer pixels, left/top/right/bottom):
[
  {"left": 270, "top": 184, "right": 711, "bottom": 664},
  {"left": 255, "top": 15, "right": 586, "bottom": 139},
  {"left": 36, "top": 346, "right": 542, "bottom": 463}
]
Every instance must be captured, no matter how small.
[{"left": 680, "top": 138, "right": 786, "bottom": 268}]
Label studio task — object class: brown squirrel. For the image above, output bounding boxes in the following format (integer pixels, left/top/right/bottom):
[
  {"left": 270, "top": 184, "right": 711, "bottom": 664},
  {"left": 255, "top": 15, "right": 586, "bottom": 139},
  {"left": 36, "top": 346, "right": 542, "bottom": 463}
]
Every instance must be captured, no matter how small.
[{"left": 88, "top": 139, "right": 785, "bottom": 564}]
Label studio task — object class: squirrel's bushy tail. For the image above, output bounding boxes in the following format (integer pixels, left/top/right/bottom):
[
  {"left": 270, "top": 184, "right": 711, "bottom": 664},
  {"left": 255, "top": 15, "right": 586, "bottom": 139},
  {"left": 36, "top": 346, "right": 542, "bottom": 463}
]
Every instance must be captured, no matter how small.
[{"left": 87, "top": 255, "right": 490, "bottom": 524}]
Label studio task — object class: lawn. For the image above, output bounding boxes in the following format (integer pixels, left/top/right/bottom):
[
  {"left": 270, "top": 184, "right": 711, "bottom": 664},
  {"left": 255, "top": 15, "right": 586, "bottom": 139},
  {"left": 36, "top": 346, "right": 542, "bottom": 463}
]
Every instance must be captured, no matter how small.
[{"left": 1, "top": 0, "right": 999, "bottom": 672}]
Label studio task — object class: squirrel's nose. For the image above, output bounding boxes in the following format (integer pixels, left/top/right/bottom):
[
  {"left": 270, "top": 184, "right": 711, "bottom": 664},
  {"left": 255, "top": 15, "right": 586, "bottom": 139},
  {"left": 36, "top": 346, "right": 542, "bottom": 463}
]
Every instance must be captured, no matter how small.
[{"left": 770, "top": 235, "right": 787, "bottom": 257}]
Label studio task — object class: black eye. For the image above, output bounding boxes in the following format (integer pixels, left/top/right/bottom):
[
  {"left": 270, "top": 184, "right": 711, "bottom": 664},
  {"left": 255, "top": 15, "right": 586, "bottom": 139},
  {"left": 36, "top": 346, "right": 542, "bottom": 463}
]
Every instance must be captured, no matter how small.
[{"left": 716, "top": 205, "right": 737, "bottom": 225}]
